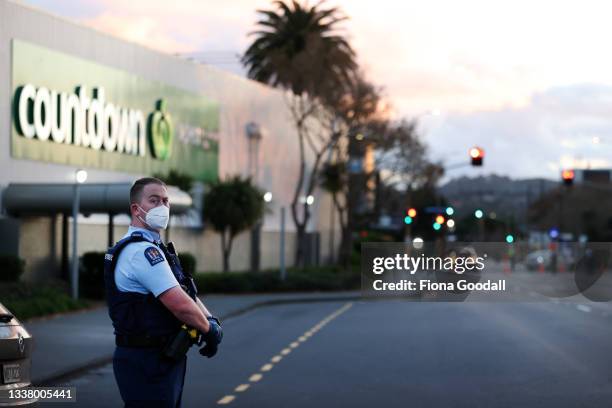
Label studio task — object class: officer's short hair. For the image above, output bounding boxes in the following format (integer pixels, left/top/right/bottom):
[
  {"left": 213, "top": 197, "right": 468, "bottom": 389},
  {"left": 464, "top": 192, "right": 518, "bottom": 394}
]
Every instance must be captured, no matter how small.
[{"left": 130, "top": 177, "right": 167, "bottom": 204}]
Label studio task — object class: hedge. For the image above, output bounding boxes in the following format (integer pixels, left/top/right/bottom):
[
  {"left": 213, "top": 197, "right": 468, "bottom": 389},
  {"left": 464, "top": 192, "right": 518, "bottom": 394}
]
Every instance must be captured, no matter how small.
[
  {"left": 0, "top": 255, "right": 25, "bottom": 282},
  {"left": 193, "top": 266, "right": 360, "bottom": 293},
  {"left": 0, "top": 282, "right": 89, "bottom": 320}
]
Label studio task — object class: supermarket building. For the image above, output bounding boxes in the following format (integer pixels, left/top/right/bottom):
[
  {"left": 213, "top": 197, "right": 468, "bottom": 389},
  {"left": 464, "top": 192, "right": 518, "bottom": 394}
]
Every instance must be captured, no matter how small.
[{"left": 0, "top": 0, "right": 336, "bottom": 281}]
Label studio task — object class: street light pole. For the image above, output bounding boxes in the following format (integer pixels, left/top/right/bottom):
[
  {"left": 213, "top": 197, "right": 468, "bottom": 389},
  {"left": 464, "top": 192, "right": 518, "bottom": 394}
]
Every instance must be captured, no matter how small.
[
  {"left": 280, "top": 206, "right": 286, "bottom": 281},
  {"left": 71, "top": 169, "right": 87, "bottom": 300}
]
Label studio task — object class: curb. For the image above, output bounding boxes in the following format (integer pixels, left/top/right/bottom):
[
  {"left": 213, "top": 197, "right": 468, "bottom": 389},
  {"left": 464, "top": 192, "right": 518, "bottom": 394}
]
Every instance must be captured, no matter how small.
[{"left": 33, "top": 293, "right": 363, "bottom": 386}]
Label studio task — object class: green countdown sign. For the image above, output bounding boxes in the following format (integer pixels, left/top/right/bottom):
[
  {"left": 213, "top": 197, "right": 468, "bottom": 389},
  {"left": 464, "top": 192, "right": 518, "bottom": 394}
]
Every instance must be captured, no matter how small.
[{"left": 11, "top": 39, "right": 219, "bottom": 182}]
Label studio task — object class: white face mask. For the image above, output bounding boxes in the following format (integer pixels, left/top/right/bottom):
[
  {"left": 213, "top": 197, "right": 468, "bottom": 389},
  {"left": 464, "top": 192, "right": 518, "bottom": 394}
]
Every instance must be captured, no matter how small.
[{"left": 138, "top": 204, "right": 170, "bottom": 231}]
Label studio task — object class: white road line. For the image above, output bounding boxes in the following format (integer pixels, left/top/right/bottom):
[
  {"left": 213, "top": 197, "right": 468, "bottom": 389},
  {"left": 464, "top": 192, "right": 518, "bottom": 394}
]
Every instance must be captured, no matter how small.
[{"left": 577, "top": 304, "right": 591, "bottom": 313}]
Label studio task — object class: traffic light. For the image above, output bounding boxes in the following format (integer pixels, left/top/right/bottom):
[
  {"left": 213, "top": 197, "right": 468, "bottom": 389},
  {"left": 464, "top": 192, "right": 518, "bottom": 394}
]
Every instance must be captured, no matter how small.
[
  {"left": 445, "top": 206, "right": 454, "bottom": 216},
  {"left": 435, "top": 215, "right": 445, "bottom": 224},
  {"left": 561, "top": 169, "right": 574, "bottom": 186},
  {"left": 474, "top": 209, "right": 484, "bottom": 219},
  {"left": 505, "top": 234, "right": 514, "bottom": 244},
  {"left": 469, "top": 147, "right": 484, "bottom": 166},
  {"left": 405, "top": 207, "right": 417, "bottom": 225},
  {"left": 433, "top": 222, "right": 442, "bottom": 231}
]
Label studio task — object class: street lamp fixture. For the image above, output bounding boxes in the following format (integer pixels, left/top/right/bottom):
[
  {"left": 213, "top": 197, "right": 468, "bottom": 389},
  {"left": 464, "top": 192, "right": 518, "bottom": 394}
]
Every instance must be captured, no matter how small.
[{"left": 75, "top": 169, "right": 88, "bottom": 184}]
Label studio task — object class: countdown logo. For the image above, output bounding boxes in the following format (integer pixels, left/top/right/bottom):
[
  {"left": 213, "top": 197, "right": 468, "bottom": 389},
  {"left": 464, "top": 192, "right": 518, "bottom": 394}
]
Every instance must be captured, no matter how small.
[{"left": 13, "top": 84, "right": 173, "bottom": 160}]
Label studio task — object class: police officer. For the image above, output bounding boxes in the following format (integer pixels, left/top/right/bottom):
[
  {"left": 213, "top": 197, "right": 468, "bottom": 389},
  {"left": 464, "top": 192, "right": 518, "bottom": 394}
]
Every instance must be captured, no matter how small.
[{"left": 104, "top": 177, "right": 223, "bottom": 407}]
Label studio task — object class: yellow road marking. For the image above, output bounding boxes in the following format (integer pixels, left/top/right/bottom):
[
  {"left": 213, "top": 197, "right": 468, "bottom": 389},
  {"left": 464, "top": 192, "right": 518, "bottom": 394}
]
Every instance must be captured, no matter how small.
[
  {"left": 249, "top": 373, "right": 263, "bottom": 382},
  {"left": 217, "top": 395, "right": 235, "bottom": 405},
  {"left": 217, "top": 302, "right": 353, "bottom": 405}
]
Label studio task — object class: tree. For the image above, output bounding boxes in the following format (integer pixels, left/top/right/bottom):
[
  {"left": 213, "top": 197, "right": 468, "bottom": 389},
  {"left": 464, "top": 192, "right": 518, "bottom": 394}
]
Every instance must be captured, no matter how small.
[
  {"left": 203, "top": 176, "right": 265, "bottom": 272},
  {"left": 319, "top": 73, "right": 387, "bottom": 267},
  {"left": 242, "top": 0, "right": 356, "bottom": 97},
  {"left": 373, "top": 120, "right": 442, "bottom": 192},
  {"left": 153, "top": 169, "right": 194, "bottom": 193},
  {"left": 242, "top": 0, "right": 357, "bottom": 267}
]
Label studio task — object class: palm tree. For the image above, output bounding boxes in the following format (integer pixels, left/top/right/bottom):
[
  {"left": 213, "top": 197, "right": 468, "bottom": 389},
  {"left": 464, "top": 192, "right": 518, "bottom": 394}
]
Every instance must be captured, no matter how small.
[
  {"left": 242, "top": 0, "right": 357, "bottom": 268},
  {"left": 242, "top": 0, "right": 356, "bottom": 98}
]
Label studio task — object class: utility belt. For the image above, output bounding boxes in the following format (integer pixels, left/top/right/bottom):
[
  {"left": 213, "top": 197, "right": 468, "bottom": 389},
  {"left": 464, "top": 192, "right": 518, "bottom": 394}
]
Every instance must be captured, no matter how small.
[
  {"left": 116, "top": 325, "right": 202, "bottom": 361},
  {"left": 115, "top": 334, "right": 174, "bottom": 348}
]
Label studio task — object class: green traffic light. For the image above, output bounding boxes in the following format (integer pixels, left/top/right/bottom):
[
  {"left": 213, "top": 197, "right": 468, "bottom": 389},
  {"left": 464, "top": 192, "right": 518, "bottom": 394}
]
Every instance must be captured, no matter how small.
[
  {"left": 433, "top": 222, "right": 441, "bottom": 231},
  {"left": 445, "top": 206, "right": 454, "bottom": 216},
  {"left": 505, "top": 234, "right": 514, "bottom": 243},
  {"left": 404, "top": 216, "right": 413, "bottom": 225},
  {"left": 474, "top": 209, "right": 484, "bottom": 219}
]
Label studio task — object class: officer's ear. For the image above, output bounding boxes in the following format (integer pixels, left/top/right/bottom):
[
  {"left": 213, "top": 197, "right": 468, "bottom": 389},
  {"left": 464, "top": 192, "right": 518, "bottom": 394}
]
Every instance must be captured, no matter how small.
[{"left": 129, "top": 202, "right": 140, "bottom": 217}]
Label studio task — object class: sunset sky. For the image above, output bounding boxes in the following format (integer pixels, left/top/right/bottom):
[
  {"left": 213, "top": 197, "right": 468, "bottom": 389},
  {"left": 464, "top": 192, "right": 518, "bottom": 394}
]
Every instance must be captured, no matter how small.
[{"left": 20, "top": 0, "right": 612, "bottom": 181}]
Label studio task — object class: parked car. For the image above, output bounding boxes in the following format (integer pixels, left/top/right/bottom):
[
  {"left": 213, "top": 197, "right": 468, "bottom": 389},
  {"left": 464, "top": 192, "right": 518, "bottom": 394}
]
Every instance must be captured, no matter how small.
[{"left": 0, "top": 302, "right": 34, "bottom": 405}]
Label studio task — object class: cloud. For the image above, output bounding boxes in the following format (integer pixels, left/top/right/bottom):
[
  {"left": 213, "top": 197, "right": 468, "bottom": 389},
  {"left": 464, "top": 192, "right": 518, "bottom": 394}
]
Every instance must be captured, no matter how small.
[
  {"left": 25, "top": 0, "right": 612, "bottom": 116},
  {"left": 21, "top": 0, "right": 612, "bottom": 179},
  {"left": 425, "top": 83, "right": 612, "bottom": 180},
  {"left": 77, "top": 0, "right": 272, "bottom": 54},
  {"left": 82, "top": 12, "right": 197, "bottom": 53}
]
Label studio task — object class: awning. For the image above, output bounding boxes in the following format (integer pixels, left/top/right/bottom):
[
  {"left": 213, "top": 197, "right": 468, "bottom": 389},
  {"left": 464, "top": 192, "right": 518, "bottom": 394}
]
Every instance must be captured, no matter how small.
[{"left": 2, "top": 183, "right": 193, "bottom": 216}]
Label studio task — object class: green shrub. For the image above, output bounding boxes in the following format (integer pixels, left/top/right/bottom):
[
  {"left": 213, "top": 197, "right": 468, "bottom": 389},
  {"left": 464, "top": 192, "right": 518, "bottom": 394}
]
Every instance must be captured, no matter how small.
[
  {"left": 0, "top": 255, "right": 25, "bottom": 282},
  {"left": 178, "top": 253, "right": 196, "bottom": 275},
  {"left": 193, "top": 265, "right": 360, "bottom": 294},
  {"left": 80, "top": 252, "right": 106, "bottom": 299},
  {"left": 0, "top": 282, "right": 89, "bottom": 320}
]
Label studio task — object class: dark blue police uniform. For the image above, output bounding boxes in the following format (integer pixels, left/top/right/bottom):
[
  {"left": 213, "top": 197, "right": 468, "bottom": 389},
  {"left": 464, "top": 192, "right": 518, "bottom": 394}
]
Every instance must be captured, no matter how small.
[{"left": 104, "top": 229, "right": 197, "bottom": 408}]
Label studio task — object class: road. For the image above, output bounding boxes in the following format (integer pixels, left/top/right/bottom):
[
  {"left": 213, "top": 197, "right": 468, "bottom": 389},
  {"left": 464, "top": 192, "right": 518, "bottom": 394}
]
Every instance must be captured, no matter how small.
[{"left": 52, "top": 293, "right": 612, "bottom": 408}]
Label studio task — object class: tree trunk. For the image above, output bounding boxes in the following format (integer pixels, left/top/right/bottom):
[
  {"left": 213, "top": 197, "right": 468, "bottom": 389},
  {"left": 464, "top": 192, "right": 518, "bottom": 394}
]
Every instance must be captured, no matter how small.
[
  {"left": 339, "top": 224, "right": 352, "bottom": 271},
  {"left": 221, "top": 229, "right": 233, "bottom": 273},
  {"left": 291, "top": 119, "right": 307, "bottom": 269},
  {"left": 295, "top": 223, "right": 307, "bottom": 269}
]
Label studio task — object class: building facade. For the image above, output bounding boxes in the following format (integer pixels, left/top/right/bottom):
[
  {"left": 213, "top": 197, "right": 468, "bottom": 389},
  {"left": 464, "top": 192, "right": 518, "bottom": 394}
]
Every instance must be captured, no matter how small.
[{"left": 0, "top": 0, "right": 337, "bottom": 281}]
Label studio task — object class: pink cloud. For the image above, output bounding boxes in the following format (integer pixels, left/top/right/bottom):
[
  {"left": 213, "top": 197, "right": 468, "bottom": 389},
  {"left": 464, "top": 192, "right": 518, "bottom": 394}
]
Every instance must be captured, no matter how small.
[{"left": 30, "top": 0, "right": 612, "bottom": 120}]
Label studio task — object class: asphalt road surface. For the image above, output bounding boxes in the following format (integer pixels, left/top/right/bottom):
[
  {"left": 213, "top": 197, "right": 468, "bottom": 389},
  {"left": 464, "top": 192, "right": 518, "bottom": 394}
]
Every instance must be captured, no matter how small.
[{"left": 51, "top": 293, "right": 612, "bottom": 408}]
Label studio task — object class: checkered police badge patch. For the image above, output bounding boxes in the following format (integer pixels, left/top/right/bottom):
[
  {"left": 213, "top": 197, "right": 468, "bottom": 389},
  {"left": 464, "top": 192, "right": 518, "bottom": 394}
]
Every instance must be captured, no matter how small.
[{"left": 144, "top": 246, "right": 165, "bottom": 266}]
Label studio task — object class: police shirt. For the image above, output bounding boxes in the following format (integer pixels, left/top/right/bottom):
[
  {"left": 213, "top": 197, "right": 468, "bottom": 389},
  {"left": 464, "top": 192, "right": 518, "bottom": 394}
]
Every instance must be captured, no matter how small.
[{"left": 114, "top": 225, "right": 179, "bottom": 297}]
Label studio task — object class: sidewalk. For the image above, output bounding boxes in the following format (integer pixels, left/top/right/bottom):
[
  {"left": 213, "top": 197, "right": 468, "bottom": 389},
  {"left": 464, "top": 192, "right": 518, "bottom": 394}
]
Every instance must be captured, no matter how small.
[{"left": 24, "top": 291, "right": 361, "bottom": 385}]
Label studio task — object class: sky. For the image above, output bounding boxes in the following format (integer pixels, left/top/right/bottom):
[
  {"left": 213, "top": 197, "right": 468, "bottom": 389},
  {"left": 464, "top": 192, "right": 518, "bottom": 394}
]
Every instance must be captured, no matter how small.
[{"left": 20, "top": 0, "right": 612, "bottom": 181}]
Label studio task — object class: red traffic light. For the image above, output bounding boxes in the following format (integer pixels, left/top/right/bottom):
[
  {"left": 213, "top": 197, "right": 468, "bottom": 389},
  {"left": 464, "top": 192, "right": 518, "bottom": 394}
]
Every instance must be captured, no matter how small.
[
  {"left": 469, "top": 147, "right": 484, "bottom": 166},
  {"left": 561, "top": 169, "right": 574, "bottom": 186}
]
